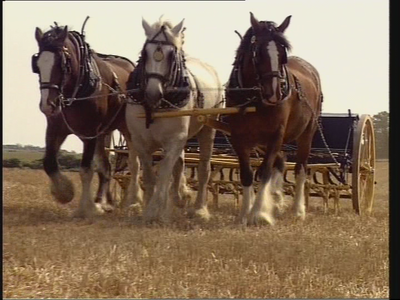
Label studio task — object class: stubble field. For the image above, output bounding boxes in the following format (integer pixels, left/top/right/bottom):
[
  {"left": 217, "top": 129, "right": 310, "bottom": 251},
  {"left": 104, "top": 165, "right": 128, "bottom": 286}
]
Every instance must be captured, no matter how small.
[{"left": 3, "top": 162, "right": 389, "bottom": 298}]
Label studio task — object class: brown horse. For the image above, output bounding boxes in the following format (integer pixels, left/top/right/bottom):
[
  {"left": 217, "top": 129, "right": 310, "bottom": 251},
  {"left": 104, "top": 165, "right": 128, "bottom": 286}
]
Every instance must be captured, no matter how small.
[
  {"left": 225, "top": 13, "right": 323, "bottom": 225},
  {"left": 32, "top": 24, "right": 142, "bottom": 217}
]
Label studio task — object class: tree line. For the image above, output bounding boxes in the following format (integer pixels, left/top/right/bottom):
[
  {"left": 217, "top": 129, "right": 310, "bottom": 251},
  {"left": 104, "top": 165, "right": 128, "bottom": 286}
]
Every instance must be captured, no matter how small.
[
  {"left": 372, "top": 111, "right": 389, "bottom": 159},
  {"left": 3, "top": 153, "right": 81, "bottom": 170}
]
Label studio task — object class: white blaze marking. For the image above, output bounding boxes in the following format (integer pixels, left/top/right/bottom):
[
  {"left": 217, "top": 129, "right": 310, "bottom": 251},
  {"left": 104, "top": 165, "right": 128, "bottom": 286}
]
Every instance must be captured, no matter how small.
[
  {"left": 267, "top": 41, "right": 279, "bottom": 102},
  {"left": 37, "top": 51, "right": 55, "bottom": 112}
]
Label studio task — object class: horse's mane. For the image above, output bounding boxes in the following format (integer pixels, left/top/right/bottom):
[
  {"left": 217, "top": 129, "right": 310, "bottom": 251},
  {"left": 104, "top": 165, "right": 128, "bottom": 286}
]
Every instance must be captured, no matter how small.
[
  {"left": 39, "top": 25, "right": 70, "bottom": 50},
  {"left": 235, "top": 21, "right": 291, "bottom": 59},
  {"left": 148, "top": 18, "right": 185, "bottom": 50}
]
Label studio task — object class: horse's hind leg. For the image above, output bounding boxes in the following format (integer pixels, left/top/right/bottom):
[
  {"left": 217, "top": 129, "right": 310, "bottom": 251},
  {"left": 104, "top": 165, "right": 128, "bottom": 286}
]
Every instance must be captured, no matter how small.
[
  {"left": 171, "top": 150, "right": 191, "bottom": 209},
  {"left": 43, "top": 124, "right": 74, "bottom": 204},
  {"left": 189, "top": 126, "right": 216, "bottom": 220},
  {"left": 93, "top": 135, "right": 114, "bottom": 212},
  {"left": 234, "top": 145, "right": 255, "bottom": 225},
  {"left": 74, "top": 139, "right": 101, "bottom": 218},
  {"left": 294, "top": 131, "right": 314, "bottom": 220},
  {"left": 271, "top": 153, "right": 286, "bottom": 214}
]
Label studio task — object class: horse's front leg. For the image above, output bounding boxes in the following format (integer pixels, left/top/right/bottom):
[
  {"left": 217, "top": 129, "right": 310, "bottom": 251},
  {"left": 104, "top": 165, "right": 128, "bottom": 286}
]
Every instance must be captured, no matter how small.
[
  {"left": 248, "top": 136, "right": 284, "bottom": 226},
  {"left": 123, "top": 132, "right": 143, "bottom": 208},
  {"left": 144, "top": 142, "right": 185, "bottom": 223},
  {"left": 74, "top": 138, "right": 100, "bottom": 218},
  {"left": 234, "top": 145, "right": 255, "bottom": 225},
  {"left": 43, "top": 121, "right": 74, "bottom": 204}
]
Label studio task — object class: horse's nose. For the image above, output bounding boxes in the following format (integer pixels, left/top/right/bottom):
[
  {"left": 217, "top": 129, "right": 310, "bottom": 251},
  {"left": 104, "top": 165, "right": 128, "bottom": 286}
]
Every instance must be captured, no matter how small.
[
  {"left": 39, "top": 103, "right": 55, "bottom": 116},
  {"left": 145, "top": 80, "right": 164, "bottom": 108},
  {"left": 40, "top": 102, "right": 60, "bottom": 117},
  {"left": 144, "top": 90, "right": 163, "bottom": 108}
]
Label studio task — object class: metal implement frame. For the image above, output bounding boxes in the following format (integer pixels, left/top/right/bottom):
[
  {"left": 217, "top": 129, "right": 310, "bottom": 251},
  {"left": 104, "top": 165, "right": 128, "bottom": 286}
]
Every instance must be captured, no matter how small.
[{"left": 108, "top": 106, "right": 375, "bottom": 215}]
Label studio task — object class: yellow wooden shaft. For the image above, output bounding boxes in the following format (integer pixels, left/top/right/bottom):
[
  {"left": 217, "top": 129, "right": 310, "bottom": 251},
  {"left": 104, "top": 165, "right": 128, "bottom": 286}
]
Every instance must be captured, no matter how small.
[{"left": 135, "top": 107, "right": 257, "bottom": 118}]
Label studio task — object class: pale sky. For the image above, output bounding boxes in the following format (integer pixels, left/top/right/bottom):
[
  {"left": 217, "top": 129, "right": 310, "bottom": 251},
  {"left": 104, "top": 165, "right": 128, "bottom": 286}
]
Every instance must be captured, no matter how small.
[{"left": 3, "top": 0, "right": 389, "bottom": 153}]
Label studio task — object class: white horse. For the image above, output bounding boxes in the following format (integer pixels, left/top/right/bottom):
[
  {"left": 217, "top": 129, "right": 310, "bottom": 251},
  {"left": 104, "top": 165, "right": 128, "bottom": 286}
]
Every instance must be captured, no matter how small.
[{"left": 125, "top": 17, "right": 223, "bottom": 223}]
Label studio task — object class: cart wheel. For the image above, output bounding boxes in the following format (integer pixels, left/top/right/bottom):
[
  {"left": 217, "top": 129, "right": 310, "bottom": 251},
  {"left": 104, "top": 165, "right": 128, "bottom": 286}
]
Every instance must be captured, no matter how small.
[{"left": 352, "top": 115, "right": 376, "bottom": 215}]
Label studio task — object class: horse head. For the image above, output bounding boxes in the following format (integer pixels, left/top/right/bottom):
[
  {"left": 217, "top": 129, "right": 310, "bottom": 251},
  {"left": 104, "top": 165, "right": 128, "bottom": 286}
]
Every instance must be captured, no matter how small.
[
  {"left": 140, "top": 17, "right": 187, "bottom": 109},
  {"left": 233, "top": 13, "right": 292, "bottom": 106},
  {"left": 33, "top": 25, "right": 75, "bottom": 116}
]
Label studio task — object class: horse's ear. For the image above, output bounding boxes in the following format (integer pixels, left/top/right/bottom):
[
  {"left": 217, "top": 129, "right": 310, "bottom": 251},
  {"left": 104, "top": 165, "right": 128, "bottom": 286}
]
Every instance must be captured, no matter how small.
[
  {"left": 142, "top": 18, "right": 153, "bottom": 37},
  {"left": 35, "top": 27, "right": 43, "bottom": 43},
  {"left": 277, "top": 15, "right": 292, "bottom": 33},
  {"left": 250, "top": 12, "right": 260, "bottom": 31},
  {"left": 171, "top": 19, "right": 185, "bottom": 36},
  {"left": 61, "top": 26, "right": 68, "bottom": 40},
  {"left": 54, "top": 26, "right": 68, "bottom": 44}
]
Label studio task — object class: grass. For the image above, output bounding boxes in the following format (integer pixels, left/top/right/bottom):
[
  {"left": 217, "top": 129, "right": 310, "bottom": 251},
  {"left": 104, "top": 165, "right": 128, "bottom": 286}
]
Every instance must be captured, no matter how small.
[
  {"left": 2, "top": 150, "right": 45, "bottom": 162},
  {"left": 2, "top": 149, "right": 81, "bottom": 163},
  {"left": 3, "top": 162, "right": 389, "bottom": 298}
]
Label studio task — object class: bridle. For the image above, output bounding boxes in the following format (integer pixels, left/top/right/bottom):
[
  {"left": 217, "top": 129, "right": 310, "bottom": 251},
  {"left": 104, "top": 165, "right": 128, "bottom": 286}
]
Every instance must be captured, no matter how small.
[
  {"left": 250, "top": 35, "right": 285, "bottom": 81},
  {"left": 141, "top": 25, "right": 186, "bottom": 89},
  {"left": 127, "top": 25, "right": 191, "bottom": 128},
  {"left": 31, "top": 46, "right": 72, "bottom": 107},
  {"left": 239, "top": 22, "right": 290, "bottom": 105},
  {"left": 247, "top": 31, "right": 290, "bottom": 105}
]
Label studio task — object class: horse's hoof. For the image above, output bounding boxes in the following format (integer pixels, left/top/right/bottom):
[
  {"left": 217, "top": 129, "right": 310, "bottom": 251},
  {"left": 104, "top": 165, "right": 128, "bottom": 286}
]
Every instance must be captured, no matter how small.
[
  {"left": 187, "top": 207, "right": 211, "bottom": 221},
  {"left": 143, "top": 208, "right": 160, "bottom": 224},
  {"left": 248, "top": 212, "right": 275, "bottom": 226},
  {"left": 127, "top": 203, "right": 143, "bottom": 214},
  {"left": 276, "top": 203, "right": 287, "bottom": 215},
  {"left": 73, "top": 204, "right": 104, "bottom": 219},
  {"left": 50, "top": 175, "right": 74, "bottom": 204},
  {"left": 143, "top": 216, "right": 160, "bottom": 225},
  {"left": 295, "top": 211, "right": 306, "bottom": 220},
  {"left": 100, "top": 203, "right": 115, "bottom": 213},
  {"left": 234, "top": 216, "right": 248, "bottom": 226},
  {"left": 294, "top": 206, "right": 306, "bottom": 220},
  {"left": 72, "top": 209, "right": 87, "bottom": 219},
  {"left": 124, "top": 191, "right": 144, "bottom": 209}
]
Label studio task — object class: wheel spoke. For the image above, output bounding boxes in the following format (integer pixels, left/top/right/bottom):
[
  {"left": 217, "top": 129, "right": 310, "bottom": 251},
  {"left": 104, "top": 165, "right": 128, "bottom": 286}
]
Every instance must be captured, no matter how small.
[{"left": 359, "top": 176, "right": 368, "bottom": 208}]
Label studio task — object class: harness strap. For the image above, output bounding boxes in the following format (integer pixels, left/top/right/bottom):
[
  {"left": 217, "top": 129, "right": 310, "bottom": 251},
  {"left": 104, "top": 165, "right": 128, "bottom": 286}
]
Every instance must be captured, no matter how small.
[
  {"left": 61, "top": 62, "right": 125, "bottom": 140},
  {"left": 186, "top": 69, "right": 204, "bottom": 109}
]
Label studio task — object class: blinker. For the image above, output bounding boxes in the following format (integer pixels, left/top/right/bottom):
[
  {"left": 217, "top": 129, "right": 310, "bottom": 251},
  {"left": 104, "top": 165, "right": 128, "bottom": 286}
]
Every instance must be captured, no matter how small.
[{"left": 31, "top": 53, "right": 39, "bottom": 74}]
